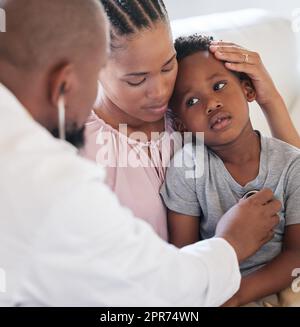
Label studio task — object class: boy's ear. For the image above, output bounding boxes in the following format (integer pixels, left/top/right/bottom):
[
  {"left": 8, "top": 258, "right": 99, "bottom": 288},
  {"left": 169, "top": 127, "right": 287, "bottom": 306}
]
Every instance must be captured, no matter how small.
[{"left": 241, "top": 79, "right": 256, "bottom": 103}]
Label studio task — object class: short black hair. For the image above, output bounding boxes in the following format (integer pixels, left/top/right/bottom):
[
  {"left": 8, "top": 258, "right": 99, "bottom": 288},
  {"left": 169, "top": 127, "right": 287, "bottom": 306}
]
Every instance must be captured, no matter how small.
[
  {"left": 174, "top": 34, "right": 249, "bottom": 81},
  {"left": 100, "top": 0, "right": 168, "bottom": 48},
  {"left": 175, "top": 34, "right": 214, "bottom": 61},
  {"left": 0, "top": 0, "right": 106, "bottom": 71}
]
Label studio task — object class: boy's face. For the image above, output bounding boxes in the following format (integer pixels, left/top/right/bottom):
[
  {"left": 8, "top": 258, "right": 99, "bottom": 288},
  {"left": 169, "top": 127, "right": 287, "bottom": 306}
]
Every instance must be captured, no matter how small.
[{"left": 171, "top": 51, "right": 255, "bottom": 148}]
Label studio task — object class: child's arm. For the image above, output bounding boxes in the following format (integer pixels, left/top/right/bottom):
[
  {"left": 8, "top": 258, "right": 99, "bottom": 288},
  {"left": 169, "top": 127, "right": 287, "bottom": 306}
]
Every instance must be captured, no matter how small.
[
  {"left": 260, "top": 92, "right": 300, "bottom": 148},
  {"left": 223, "top": 224, "right": 300, "bottom": 307},
  {"left": 210, "top": 41, "right": 300, "bottom": 148},
  {"left": 167, "top": 210, "right": 200, "bottom": 248}
]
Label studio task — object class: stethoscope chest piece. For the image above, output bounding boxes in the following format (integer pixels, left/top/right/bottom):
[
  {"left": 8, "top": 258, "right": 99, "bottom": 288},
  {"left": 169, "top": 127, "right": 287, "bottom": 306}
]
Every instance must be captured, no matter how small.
[{"left": 242, "top": 190, "right": 259, "bottom": 199}]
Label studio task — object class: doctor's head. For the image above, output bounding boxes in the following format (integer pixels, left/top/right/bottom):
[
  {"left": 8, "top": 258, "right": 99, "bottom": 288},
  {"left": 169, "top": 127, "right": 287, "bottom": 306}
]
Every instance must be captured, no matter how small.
[{"left": 0, "top": 0, "right": 109, "bottom": 148}]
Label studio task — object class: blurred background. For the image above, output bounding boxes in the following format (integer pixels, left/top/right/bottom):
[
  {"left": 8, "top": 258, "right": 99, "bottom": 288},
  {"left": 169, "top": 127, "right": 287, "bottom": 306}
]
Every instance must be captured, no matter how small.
[{"left": 164, "top": 0, "right": 299, "bottom": 20}]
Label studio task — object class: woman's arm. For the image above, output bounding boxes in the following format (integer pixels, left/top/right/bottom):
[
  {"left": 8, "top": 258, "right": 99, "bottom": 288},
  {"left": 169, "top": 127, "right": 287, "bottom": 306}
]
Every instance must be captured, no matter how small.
[
  {"left": 168, "top": 209, "right": 200, "bottom": 248},
  {"left": 223, "top": 224, "right": 300, "bottom": 306},
  {"left": 210, "top": 41, "right": 300, "bottom": 148},
  {"left": 260, "top": 92, "right": 300, "bottom": 148}
]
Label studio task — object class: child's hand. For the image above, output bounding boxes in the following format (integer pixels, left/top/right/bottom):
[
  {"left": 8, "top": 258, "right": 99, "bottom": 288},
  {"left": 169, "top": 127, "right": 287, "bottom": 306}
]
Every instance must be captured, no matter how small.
[{"left": 209, "top": 41, "right": 281, "bottom": 107}]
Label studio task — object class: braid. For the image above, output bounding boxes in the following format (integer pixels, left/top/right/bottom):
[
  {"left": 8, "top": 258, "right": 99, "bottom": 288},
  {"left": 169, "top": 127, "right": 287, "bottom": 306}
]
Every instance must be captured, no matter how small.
[
  {"left": 100, "top": 0, "right": 168, "bottom": 37},
  {"left": 137, "top": 0, "right": 160, "bottom": 21},
  {"left": 101, "top": 0, "right": 135, "bottom": 34},
  {"left": 151, "top": 0, "right": 167, "bottom": 19},
  {"left": 115, "top": 0, "right": 149, "bottom": 29}
]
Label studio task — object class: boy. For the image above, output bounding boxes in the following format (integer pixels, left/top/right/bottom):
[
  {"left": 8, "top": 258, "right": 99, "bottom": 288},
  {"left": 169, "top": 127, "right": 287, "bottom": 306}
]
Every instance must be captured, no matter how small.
[{"left": 160, "top": 35, "right": 300, "bottom": 306}]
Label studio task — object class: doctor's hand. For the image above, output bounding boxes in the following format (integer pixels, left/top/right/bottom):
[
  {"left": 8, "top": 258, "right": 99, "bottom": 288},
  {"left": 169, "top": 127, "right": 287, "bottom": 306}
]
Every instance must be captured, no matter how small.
[{"left": 215, "top": 188, "right": 281, "bottom": 263}]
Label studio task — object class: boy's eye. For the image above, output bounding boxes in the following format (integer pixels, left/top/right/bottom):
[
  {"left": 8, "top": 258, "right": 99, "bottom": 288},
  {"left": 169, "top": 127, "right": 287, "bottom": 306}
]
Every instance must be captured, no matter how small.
[
  {"left": 186, "top": 97, "right": 200, "bottom": 107},
  {"left": 126, "top": 78, "right": 146, "bottom": 87},
  {"left": 214, "top": 82, "right": 226, "bottom": 91}
]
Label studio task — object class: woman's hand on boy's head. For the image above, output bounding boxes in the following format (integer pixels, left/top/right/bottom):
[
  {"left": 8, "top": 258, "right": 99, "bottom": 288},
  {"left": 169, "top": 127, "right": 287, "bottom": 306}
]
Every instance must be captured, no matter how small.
[{"left": 209, "top": 41, "right": 282, "bottom": 108}]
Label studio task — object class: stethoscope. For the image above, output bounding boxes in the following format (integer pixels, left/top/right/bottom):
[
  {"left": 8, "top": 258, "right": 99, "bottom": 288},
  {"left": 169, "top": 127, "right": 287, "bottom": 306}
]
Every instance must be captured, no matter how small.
[{"left": 242, "top": 190, "right": 260, "bottom": 199}]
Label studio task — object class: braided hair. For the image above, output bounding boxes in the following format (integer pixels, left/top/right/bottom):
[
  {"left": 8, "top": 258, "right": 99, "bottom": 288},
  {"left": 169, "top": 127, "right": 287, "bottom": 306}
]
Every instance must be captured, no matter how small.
[{"left": 100, "top": 0, "right": 169, "bottom": 47}]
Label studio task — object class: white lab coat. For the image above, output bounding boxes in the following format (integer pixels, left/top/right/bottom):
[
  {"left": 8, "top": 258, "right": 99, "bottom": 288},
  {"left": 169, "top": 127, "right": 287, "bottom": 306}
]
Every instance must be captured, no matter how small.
[{"left": 0, "top": 83, "right": 241, "bottom": 307}]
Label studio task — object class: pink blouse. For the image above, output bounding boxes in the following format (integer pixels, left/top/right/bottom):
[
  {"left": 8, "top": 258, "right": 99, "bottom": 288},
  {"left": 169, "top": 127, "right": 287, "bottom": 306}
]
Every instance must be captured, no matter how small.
[{"left": 81, "top": 111, "right": 180, "bottom": 241}]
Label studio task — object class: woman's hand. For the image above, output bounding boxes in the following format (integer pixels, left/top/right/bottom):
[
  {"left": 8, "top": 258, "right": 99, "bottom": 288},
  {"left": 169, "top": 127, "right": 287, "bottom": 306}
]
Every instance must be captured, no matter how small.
[
  {"left": 209, "top": 40, "right": 280, "bottom": 107},
  {"left": 210, "top": 41, "right": 300, "bottom": 148}
]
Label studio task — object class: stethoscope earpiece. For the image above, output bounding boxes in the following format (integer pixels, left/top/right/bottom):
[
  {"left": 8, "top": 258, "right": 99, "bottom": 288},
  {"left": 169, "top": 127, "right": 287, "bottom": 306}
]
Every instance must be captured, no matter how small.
[
  {"left": 57, "top": 86, "right": 66, "bottom": 141},
  {"left": 60, "top": 83, "right": 66, "bottom": 96}
]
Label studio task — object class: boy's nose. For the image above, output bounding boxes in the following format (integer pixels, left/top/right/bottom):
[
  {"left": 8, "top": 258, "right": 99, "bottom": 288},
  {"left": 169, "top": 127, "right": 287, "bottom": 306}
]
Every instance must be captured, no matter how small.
[{"left": 206, "top": 101, "right": 223, "bottom": 115}]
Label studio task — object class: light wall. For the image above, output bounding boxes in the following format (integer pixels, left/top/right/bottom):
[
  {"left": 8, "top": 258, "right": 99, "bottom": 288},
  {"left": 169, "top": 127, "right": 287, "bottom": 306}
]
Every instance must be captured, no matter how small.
[
  {"left": 164, "top": 0, "right": 300, "bottom": 20},
  {"left": 164, "top": 0, "right": 300, "bottom": 57}
]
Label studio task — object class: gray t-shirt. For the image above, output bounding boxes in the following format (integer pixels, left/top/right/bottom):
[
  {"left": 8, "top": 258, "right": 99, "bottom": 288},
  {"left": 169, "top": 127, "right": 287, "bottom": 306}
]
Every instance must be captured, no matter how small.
[{"left": 160, "top": 134, "right": 300, "bottom": 275}]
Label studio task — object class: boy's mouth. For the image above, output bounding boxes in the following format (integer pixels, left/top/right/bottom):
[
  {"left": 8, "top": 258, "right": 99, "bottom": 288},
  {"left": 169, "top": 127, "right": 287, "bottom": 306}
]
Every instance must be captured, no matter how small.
[{"left": 209, "top": 112, "right": 232, "bottom": 131}]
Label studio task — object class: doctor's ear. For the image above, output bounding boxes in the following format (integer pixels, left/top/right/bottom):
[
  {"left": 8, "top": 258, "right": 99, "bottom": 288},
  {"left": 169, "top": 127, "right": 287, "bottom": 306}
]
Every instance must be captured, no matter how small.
[
  {"left": 49, "top": 63, "right": 78, "bottom": 107},
  {"left": 241, "top": 79, "right": 256, "bottom": 103}
]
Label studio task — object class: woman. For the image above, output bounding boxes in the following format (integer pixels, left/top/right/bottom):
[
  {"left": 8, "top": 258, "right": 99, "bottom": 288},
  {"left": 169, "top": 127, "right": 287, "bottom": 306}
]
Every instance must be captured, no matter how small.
[{"left": 81, "top": 0, "right": 300, "bottom": 241}]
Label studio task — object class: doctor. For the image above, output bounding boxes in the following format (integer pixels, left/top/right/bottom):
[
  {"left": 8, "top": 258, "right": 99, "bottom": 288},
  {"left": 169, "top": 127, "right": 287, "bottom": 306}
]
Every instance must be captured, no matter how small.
[{"left": 0, "top": 0, "right": 280, "bottom": 306}]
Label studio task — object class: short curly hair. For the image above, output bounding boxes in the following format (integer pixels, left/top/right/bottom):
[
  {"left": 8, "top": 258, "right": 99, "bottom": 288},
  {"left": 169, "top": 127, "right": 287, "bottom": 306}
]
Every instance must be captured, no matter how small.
[
  {"left": 174, "top": 34, "right": 249, "bottom": 81},
  {"left": 175, "top": 34, "right": 214, "bottom": 61}
]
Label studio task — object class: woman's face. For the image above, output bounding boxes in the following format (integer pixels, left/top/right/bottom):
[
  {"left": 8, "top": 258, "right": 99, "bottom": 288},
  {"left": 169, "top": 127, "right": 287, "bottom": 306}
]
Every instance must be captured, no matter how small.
[{"left": 99, "top": 22, "right": 178, "bottom": 124}]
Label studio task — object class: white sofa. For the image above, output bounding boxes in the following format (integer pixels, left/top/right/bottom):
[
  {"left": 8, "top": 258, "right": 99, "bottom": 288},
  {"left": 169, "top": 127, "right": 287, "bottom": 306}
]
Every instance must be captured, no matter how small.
[
  {"left": 1, "top": 9, "right": 299, "bottom": 136},
  {"left": 171, "top": 9, "right": 300, "bottom": 136}
]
